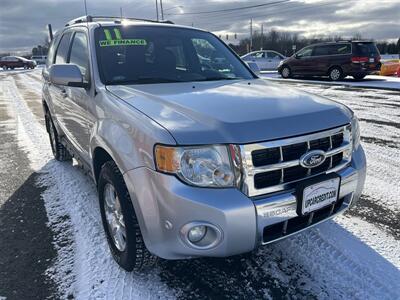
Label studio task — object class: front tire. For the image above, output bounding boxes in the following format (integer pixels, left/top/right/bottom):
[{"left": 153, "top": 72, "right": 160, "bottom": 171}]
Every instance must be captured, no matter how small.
[
  {"left": 45, "top": 112, "right": 72, "bottom": 161},
  {"left": 328, "top": 67, "right": 343, "bottom": 81},
  {"left": 280, "top": 66, "right": 291, "bottom": 78},
  {"left": 98, "top": 161, "right": 156, "bottom": 272}
]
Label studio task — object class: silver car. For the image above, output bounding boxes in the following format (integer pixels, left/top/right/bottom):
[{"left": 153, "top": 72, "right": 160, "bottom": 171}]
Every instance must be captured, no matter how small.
[
  {"left": 241, "top": 50, "right": 286, "bottom": 70},
  {"left": 42, "top": 16, "right": 366, "bottom": 271}
]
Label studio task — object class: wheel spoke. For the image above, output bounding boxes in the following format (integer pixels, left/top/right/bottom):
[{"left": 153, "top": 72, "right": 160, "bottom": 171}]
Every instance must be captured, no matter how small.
[{"left": 103, "top": 183, "right": 127, "bottom": 252}]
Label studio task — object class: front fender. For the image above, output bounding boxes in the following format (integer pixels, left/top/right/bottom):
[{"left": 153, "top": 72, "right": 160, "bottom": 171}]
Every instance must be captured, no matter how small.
[{"left": 89, "top": 103, "right": 176, "bottom": 176}]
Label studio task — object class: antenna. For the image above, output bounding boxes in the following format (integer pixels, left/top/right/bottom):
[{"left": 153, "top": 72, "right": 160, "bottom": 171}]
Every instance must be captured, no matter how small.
[
  {"left": 155, "top": 0, "right": 159, "bottom": 21},
  {"left": 47, "top": 24, "right": 53, "bottom": 41},
  {"left": 84, "top": 0, "right": 88, "bottom": 16}
]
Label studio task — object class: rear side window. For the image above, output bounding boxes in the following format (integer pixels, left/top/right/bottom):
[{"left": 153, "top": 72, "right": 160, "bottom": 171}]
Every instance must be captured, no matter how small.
[
  {"left": 353, "top": 42, "right": 380, "bottom": 56},
  {"left": 313, "top": 45, "right": 331, "bottom": 56},
  {"left": 69, "top": 31, "right": 90, "bottom": 81},
  {"left": 334, "top": 44, "right": 351, "bottom": 55},
  {"left": 313, "top": 44, "right": 351, "bottom": 56},
  {"left": 266, "top": 52, "right": 281, "bottom": 59},
  {"left": 55, "top": 32, "right": 72, "bottom": 64}
]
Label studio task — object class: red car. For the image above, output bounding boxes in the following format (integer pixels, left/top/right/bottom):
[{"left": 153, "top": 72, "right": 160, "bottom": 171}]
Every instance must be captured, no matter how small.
[{"left": 0, "top": 56, "right": 37, "bottom": 70}]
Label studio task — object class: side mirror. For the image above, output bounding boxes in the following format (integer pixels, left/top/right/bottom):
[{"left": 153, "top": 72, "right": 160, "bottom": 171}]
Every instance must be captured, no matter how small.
[
  {"left": 246, "top": 61, "right": 261, "bottom": 75},
  {"left": 49, "top": 64, "right": 87, "bottom": 88}
]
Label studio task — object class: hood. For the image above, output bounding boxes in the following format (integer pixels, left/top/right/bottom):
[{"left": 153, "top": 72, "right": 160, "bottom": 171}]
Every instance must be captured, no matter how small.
[{"left": 107, "top": 79, "right": 351, "bottom": 145}]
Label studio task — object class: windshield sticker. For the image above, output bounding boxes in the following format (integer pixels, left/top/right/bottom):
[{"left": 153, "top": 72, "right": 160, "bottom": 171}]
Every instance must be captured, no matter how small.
[
  {"left": 103, "top": 29, "right": 112, "bottom": 41},
  {"left": 99, "top": 39, "right": 147, "bottom": 47},
  {"left": 113, "top": 28, "right": 122, "bottom": 40}
]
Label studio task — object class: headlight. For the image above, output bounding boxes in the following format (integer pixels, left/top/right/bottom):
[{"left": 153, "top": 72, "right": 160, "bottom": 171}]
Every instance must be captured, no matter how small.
[
  {"left": 351, "top": 116, "right": 360, "bottom": 150},
  {"left": 155, "top": 145, "right": 236, "bottom": 187}
]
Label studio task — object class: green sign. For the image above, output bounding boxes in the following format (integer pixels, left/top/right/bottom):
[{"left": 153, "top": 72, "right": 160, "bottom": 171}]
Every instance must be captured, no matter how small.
[{"left": 99, "top": 39, "right": 147, "bottom": 47}]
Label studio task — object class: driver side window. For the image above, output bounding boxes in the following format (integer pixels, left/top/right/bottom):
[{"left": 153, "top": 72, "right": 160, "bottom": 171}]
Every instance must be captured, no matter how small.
[
  {"left": 69, "top": 31, "right": 90, "bottom": 82},
  {"left": 297, "top": 47, "right": 313, "bottom": 58}
]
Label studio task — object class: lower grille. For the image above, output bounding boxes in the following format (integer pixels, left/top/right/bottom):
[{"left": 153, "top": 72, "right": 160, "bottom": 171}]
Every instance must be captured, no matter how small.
[
  {"left": 240, "top": 125, "right": 352, "bottom": 197},
  {"left": 263, "top": 197, "right": 345, "bottom": 243}
]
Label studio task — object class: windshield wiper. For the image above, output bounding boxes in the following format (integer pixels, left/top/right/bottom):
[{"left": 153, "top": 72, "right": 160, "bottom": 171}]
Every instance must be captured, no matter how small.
[
  {"left": 197, "top": 77, "right": 242, "bottom": 82},
  {"left": 107, "top": 77, "right": 185, "bottom": 85}
]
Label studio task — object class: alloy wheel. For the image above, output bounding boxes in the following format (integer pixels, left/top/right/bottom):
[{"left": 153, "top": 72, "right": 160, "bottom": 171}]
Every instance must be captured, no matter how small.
[
  {"left": 103, "top": 183, "right": 127, "bottom": 252},
  {"left": 330, "top": 68, "right": 341, "bottom": 81},
  {"left": 281, "top": 67, "right": 290, "bottom": 78}
]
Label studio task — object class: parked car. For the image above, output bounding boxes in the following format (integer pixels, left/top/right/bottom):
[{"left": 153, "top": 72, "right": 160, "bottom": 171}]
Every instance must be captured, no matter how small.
[
  {"left": 0, "top": 56, "right": 36, "bottom": 70},
  {"left": 241, "top": 50, "right": 286, "bottom": 70},
  {"left": 278, "top": 40, "right": 381, "bottom": 81},
  {"left": 31, "top": 55, "right": 48, "bottom": 64},
  {"left": 43, "top": 16, "right": 366, "bottom": 272}
]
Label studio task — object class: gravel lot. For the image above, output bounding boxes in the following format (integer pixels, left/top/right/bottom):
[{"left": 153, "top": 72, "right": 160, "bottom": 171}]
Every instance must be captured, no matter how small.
[{"left": 0, "top": 68, "right": 399, "bottom": 300}]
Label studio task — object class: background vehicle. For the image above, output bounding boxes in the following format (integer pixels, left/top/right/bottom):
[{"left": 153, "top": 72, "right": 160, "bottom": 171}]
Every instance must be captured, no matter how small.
[
  {"left": 278, "top": 40, "right": 381, "bottom": 81},
  {"left": 42, "top": 16, "right": 366, "bottom": 272},
  {"left": 0, "top": 56, "right": 36, "bottom": 70},
  {"left": 241, "top": 50, "right": 286, "bottom": 70},
  {"left": 31, "top": 55, "right": 47, "bottom": 64}
]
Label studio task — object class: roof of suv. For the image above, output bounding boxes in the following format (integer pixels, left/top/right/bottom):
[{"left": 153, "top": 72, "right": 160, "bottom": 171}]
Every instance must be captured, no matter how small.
[
  {"left": 64, "top": 15, "right": 205, "bottom": 33},
  {"left": 311, "top": 40, "right": 375, "bottom": 46}
]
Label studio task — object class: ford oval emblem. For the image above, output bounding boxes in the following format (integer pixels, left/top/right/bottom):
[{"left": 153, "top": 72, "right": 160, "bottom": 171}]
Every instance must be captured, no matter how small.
[{"left": 300, "top": 150, "right": 326, "bottom": 168}]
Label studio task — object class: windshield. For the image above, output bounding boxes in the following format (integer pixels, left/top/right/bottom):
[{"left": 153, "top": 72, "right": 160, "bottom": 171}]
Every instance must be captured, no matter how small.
[{"left": 95, "top": 25, "right": 254, "bottom": 85}]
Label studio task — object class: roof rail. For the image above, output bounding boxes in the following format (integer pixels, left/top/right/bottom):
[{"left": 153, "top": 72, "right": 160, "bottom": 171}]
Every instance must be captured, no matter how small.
[{"left": 65, "top": 15, "right": 174, "bottom": 27}]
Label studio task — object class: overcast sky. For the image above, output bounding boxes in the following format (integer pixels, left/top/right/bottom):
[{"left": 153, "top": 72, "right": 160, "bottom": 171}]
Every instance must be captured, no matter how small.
[{"left": 0, "top": 0, "right": 399, "bottom": 53}]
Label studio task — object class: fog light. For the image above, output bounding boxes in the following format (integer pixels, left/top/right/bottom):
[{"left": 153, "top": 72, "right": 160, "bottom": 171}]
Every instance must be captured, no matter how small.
[{"left": 188, "top": 225, "right": 207, "bottom": 243}]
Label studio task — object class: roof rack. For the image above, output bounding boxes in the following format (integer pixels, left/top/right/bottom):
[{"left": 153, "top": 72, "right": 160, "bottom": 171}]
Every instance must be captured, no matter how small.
[{"left": 65, "top": 15, "right": 174, "bottom": 27}]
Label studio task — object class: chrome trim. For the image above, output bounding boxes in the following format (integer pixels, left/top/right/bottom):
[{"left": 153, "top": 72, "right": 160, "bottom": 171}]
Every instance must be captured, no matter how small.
[
  {"left": 262, "top": 197, "right": 351, "bottom": 245},
  {"left": 254, "top": 166, "right": 356, "bottom": 245},
  {"left": 240, "top": 125, "right": 352, "bottom": 197}
]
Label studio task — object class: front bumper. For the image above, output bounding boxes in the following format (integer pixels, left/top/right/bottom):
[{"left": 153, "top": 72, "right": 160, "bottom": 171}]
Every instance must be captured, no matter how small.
[{"left": 124, "top": 146, "right": 366, "bottom": 259}]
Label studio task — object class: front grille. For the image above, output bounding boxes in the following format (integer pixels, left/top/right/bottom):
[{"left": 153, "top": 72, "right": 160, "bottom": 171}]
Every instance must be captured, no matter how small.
[
  {"left": 241, "top": 125, "right": 352, "bottom": 197},
  {"left": 262, "top": 197, "right": 345, "bottom": 243}
]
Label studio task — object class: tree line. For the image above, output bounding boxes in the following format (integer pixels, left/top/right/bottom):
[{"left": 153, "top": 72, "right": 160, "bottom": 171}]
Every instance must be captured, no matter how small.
[{"left": 229, "top": 29, "right": 400, "bottom": 57}]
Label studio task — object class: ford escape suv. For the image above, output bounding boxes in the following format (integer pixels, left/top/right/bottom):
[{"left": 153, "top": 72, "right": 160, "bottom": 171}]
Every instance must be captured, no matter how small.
[
  {"left": 278, "top": 40, "right": 381, "bottom": 81},
  {"left": 42, "top": 16, "right": 366, "bottom": 271}
]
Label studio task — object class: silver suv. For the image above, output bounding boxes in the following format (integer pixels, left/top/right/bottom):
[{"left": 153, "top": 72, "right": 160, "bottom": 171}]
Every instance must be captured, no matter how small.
[{"left": 42, "top": 16, "right": 366, "bottom": 271}]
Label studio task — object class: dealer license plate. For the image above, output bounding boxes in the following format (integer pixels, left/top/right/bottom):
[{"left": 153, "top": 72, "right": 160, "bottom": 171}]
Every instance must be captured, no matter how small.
[
  {"left": 369, "top": 58, "right": 374, "bottom": 63},
  {"left": 301, "top": 178, "right": 340, "bottom": 214}
]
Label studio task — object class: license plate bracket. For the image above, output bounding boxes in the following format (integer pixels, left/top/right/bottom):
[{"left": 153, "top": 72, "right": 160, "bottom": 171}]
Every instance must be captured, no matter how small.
[{"left": 296, "top": 173, "right": 341, "bottom": 216}]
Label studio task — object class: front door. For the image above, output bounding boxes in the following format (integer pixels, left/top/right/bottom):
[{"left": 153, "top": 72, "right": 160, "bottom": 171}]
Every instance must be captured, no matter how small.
[
  {"left": 50, "top": 30, "right": 91, "bottom": 162},
  {"left": 291, "top": 46, "right": 314, "bottom": 75},
  {"left": 62, "top": 30, "right": 92, "bottom": 162}
]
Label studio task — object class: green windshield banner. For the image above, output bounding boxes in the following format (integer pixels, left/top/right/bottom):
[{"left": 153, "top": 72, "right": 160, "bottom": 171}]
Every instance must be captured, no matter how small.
[{"left": 99, "top": 39, "right": 147, "bottom": 47}]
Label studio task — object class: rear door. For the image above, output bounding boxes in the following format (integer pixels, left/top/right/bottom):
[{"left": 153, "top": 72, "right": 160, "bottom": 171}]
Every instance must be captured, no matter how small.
[
  {"left": 9, "top": 57, "right": 20, "bottom": 68},
  {"left": 312, "top": 45, "right": 332, "bottom": 75},
  {"left": 49, "top": 31, "right": 73, "bottom": 133},
  {"left": 266, "top": 51, "right": 284, "bottom": 70}
]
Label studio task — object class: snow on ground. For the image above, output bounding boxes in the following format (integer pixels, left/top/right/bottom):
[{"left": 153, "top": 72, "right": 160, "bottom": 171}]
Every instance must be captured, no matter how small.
[
  {"left": 261, "top": 72, "right": 400, "bottom": 90},
  {"left": 1, "top": 69, "right": 399, "bottom": 299}
]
